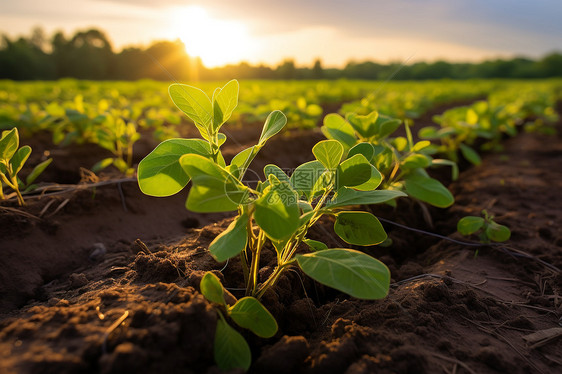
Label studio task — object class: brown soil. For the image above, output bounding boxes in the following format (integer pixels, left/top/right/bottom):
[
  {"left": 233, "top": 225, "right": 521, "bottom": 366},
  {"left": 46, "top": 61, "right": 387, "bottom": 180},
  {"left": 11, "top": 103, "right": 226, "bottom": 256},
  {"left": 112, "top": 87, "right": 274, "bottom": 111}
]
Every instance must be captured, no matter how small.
[{"left": 0, "top": 107, "right": 561, "bottom": 374}]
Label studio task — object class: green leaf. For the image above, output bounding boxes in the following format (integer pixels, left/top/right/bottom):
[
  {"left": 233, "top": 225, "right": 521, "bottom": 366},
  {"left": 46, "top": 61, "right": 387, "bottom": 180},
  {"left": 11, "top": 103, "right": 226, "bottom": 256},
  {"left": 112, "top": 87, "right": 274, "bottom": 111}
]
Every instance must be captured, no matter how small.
[
  {"left": 486, "top": 222, "right": 511, "bottom": 242},
  {"left": 313, "top": 140, "right": 344, "bottom": 170},
  {"left": 336, "top": 154, "right": 372, "bottom": 189},
  {"left": 25, "top": 158, "right": 51, "bottom": 186},
  {"left": 327, "top": 187, "right": 406, "bottom": 209},
  {"left": 412, "top": 140, "right": 431, "bottom": 152},
  {"left": 348, "top": 143, "right": 374, "bottom": 162},
  {"left": 229, "top": 297, "right": 278, "bottom": 338},
  {"left": 91, "top": 157, "right": 114, "bottom": 173},
  {"left": 264, "top": 164, "right": 290, "bottom": 184},
  {"left": 217, "top": 133, "right": 227, "bottom": 147},
  {"left": 394, "top": 137, "right": 408, "bottom": 152},
  {"left": 209, "top": 213, "right": 249, "bottom": 262},
  {"left": 404, "top": 175, "right": 454, "bottom": 208},
  {"left": 466, "top": 108, "right": 478, "bottom": 124},
  {"left": 254, "top": 182, "right": 300, "bottom": 240},
  {"left": 290, "top": 160, "right": 326, "bottom": 200},
  {"left": 214, "top": 318, "right": 251, "bottom": 371},
  {"left": 321, "top": 114, "right": 356, "bottom": 149},
  {"left": 303, "top": 238, "right": 328, "bottom": 251},
  {"left": 10, "top": 145, "right": 31, "bottom": 175},
  {"left": 418, "top": 126, "right": 440, "bottom": 139},
  {"left": 258, "top": 110, "right": 287, "bottom": 145},
  {"left": 459, "top": 144, "right": 481, "bottom": 165},
  {"left": 297, "top": 248, "right": 390, "bottom": 299},
  {"left": 212, "top": 80, "right": 239, "bottom": 131},
  {"left": 230, "top": 146, "right": 258, "bottom": 176},
  {"left": 200, "top": 272, "right": 226, "bottom": 305},
  {"left": 169, "top": 84, "right": 212, "bottom": 136},
  {"left": 309, "top": 170, "right": 334, "bottom": 199},
  {"left": 457, "top": 216, "right": 485, "bottom": 235},
  {"left": 334, "top": 211, "right": 387, "bottom": 245},
  {"left": 138, "top": 138, "right": 210, "bottom": 197},
  {"left": 374, "top": 115, "right": 402, "bottom": 139},
  {"left": 180, "top": 154, "right": 249, "bottom": 213},
  {"left": 350, "top": 165, "right": 383, "bottom": 191},
  {"left": 0, "top": 128, "right": 19, "bottom": 161},
  {"left": 401, "top": 154, "right": 431, "bottom": 169},
  {"left": 113, "top": 158, "right": 129, "bottom": 173},
  {"left": 346, "top": 111, "right": 379, "bottom": 139}
]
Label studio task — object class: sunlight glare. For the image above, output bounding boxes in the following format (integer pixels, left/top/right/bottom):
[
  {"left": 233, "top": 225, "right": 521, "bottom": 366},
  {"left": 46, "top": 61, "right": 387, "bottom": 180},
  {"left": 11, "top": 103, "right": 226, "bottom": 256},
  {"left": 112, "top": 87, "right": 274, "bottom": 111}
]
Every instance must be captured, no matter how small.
[{"left": 170, "top": 6, "right": 254, "bottom": 67}]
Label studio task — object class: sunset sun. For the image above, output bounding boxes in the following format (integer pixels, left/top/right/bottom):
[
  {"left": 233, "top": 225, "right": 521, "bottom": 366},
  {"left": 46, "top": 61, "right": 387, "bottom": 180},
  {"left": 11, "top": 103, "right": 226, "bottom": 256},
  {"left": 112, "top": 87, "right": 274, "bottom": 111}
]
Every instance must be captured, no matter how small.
[{"left": 170, "top": 6, "right": 254, "bottom": 67}]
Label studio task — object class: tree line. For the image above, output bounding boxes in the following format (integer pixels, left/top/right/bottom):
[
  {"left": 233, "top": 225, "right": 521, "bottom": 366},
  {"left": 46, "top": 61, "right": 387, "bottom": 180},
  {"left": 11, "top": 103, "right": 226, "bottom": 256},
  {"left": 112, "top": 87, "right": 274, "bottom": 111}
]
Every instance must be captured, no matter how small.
[{"left": 1, "top": 27, "right": 561, "bottom": 81}]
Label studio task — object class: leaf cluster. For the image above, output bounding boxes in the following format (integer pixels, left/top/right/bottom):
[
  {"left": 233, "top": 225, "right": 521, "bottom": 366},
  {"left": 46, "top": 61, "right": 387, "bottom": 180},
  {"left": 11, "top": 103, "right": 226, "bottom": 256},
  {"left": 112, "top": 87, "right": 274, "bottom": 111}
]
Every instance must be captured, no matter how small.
[
  {"left": 322, "top": 110, "right": 455, "bottom": 208},
  {"left": 457, "top": 210, "right": 511, "bottom": 244},
  {"left": 137, "top": 80, "right": 407, "bottom": 370},
  {"left": 0, "top": 128, "right": 52, "bottom": 205}
]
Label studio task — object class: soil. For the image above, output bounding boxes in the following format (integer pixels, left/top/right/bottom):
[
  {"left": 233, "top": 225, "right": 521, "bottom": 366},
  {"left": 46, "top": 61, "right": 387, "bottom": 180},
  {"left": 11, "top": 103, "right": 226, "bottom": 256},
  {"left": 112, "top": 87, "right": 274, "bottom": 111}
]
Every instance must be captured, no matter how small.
[{"left": 0, "top": 103, "right": 561, "bottom": 374}]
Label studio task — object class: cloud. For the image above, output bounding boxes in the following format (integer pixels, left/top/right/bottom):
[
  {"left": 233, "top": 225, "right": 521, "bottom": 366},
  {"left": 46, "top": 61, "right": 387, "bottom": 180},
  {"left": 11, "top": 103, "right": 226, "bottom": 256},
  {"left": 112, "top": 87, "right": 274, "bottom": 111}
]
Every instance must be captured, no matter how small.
[{"left": 1, "top": 0, "right": 560, "bottom": 64}]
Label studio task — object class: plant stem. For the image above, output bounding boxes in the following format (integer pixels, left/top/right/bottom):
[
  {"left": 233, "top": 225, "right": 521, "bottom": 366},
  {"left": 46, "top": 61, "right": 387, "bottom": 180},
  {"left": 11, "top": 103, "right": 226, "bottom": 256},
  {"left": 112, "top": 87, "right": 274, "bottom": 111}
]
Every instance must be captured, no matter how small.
[
  {"left": 256, "top": 189, "right": 332, "bottom": 299},
  {"left": 247, "top": 230, "right": 265, "bottom": 296},
  {"left": 0, "top": 168, "right": 25, "bottom": 206},
  {"left": 255, "top": 260, "right": 295, "bottom": 299},
  {"left": 13, "top": 183, "right": 25, "bottom": 206}
]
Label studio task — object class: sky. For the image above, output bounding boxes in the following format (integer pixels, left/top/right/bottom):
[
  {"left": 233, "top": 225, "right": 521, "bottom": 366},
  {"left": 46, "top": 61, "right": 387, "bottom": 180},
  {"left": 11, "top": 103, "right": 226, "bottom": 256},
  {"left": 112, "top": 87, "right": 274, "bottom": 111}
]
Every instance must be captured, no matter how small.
[{"left": 1, "top": 0, "right": 561, "bottom": 67}]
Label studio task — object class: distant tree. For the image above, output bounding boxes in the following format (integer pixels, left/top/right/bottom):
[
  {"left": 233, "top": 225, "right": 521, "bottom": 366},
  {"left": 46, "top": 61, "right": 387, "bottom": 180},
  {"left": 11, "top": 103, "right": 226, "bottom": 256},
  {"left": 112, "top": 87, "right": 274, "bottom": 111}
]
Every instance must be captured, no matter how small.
[
  {"left": 538, "top": 53, "right": 562, "bottom": 77},
  {"left": 0, "top": 33, "right": 54, "bottom": 80},
  {"left": 1, "top": 26, "right": 562, "bottom": 81},
  {"left": 276, "top": 59, "right": 297, "bottom": 79},
  {"left": 312, "top": 58, "right": 324, "bottom": 79},
  {"left": 51, "top": 29, "right": 114, "bottom": 79},
  {"left": 143, "top": 40, "right": 191, "bottom": 81}
]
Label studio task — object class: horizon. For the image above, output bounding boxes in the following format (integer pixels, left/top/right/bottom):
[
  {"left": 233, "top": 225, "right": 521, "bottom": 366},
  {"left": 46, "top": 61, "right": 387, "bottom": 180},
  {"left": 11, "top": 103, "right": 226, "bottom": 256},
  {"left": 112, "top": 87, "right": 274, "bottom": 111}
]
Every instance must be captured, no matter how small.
[{"left": 2, "top": 0, "right": 562, "bottom": 68}]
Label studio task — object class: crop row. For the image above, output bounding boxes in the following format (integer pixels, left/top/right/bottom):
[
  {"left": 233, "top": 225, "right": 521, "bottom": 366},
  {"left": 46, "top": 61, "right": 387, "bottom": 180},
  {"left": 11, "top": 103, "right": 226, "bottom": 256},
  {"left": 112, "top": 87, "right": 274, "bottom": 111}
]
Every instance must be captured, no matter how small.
[{"left": 0, "top": 79, "right": 560, "bottom": 370}]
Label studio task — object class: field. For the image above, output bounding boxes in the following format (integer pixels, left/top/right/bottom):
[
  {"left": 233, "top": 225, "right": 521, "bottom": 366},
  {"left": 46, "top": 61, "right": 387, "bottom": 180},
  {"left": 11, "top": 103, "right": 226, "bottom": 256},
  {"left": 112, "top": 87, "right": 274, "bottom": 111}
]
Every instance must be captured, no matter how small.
[{"left": 1, "top": 79, "right": 561, "bottom": 374}]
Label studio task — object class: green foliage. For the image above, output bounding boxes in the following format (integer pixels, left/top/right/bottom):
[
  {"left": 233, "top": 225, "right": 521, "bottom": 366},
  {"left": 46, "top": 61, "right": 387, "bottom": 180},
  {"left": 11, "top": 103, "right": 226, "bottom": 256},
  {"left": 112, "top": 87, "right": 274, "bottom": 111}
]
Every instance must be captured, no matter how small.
[
  {"left": 214, "top": 317, "right": 252, "bottom": 371},
  {"left": 457, "top": 210, "right": 511, "bottom": 244},
  {"left": 138, "top": 80, "right": 406, "bottom": 370},
  {"left": 334, "top": 211, "right": 387, "bottom": 246},
  {"left": 321, "top": 110, "right": 455, "bottom": 209},
  {"left": 403, "top": 174, "right": 454, "bottom": 208},
  {"left": 209, "top": 213, "right": 249, "bottom": 262},
  {"left": 199, "top": 272, "right": 274, "bottom": 371},
  {"left": 138, "top": 139, "right": 210, "bottom": 196},
  {"left": 0, "top": 128, "right": 51, "bottom": 205},
  {"left": 297, "top": 249, "right": 390, "bottom": 299},
  {"left": 229, "top": 297, "right": 278, "bottom": 338}
]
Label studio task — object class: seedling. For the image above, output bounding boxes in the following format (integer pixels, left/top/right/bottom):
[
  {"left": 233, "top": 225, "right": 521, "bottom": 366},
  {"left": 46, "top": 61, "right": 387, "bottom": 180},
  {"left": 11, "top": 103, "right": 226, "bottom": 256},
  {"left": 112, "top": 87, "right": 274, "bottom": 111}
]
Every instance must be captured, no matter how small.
[
  {"left": 457, "top": 209, "right": 511, "bottom": 251},
  {"left": 200, "top": 272, "right": 277, "bottom": 371},
  {"left": 91, "top": 114, "right": 140, "bottom": 175},
  {"left": 137, "top": 80, "right": 405, "bottom": 370},
  {"left": 0, "top": 128, "right": 52, "bottom": 206},
  {"left": 321, "top": 111, "right": 455, "bottom": 209}
]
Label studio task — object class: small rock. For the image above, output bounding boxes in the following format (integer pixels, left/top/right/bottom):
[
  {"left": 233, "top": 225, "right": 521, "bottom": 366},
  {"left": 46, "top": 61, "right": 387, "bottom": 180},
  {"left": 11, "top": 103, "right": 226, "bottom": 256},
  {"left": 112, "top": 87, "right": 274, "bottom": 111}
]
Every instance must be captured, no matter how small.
[
  {"left": 89, "top": 243, "right": 107, "bottom": 261},
  {"left": 69, "top": 273, "right": 88, "bottom": 288}
]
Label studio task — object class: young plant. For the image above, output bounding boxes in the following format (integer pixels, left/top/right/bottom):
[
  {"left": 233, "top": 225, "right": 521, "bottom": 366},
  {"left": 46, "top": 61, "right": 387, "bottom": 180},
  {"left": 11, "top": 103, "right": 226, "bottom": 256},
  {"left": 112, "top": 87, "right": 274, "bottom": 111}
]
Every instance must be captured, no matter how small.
[
  {"left": 457, "top": 209, "right": 511, "bottom": 244},
  {"left": 91, "top": 114, "right": 140, "bottom": 175},
  {"left": 137, "top": 80, "right": 405, "bottom": 370},
  {"left": 200, "top": 272, "right": 277, "bottom": 371},
  {"left": 0, "top": 128, "right": 52, "bottom": 206},
  {"left": 322, "top": 111, "right": 455, "bottom": 209}
]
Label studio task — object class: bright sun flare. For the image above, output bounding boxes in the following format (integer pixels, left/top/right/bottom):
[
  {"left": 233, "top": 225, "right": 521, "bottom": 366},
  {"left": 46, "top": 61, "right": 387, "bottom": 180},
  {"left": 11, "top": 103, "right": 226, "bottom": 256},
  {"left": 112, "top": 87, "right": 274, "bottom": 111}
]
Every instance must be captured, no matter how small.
[{"left": 170, "top": 6, "right": 254, "bottom": 68}]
